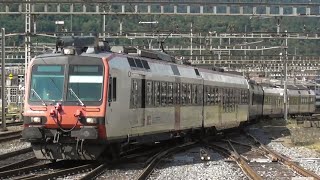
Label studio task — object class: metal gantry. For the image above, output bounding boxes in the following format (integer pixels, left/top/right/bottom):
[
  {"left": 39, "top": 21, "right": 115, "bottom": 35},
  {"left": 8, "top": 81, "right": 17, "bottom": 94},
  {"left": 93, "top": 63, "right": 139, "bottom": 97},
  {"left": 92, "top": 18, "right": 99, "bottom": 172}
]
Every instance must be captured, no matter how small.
[
  {"left": 24, "top": 0, "right": 31, "bottom": 75},
  {"left": 0, "top": 0, "right": 318, "bottom": 76},
  {"left": 1, "top": 1, "right": 320, "bottom": 17}
]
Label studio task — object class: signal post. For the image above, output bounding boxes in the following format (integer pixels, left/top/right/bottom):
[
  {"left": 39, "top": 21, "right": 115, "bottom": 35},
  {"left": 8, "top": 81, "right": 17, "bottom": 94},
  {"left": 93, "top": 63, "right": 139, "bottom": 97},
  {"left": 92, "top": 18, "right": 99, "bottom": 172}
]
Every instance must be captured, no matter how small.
[{"left": 1, "top": 28, "right": 7, "bottom": 131}]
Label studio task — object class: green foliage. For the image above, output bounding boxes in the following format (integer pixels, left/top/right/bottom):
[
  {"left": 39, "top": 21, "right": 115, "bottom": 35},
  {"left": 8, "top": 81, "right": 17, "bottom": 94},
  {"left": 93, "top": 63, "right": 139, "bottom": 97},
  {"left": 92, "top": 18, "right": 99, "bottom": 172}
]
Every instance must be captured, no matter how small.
[{"left": 0, "top": 13, "right": 319, "bottom": 56}]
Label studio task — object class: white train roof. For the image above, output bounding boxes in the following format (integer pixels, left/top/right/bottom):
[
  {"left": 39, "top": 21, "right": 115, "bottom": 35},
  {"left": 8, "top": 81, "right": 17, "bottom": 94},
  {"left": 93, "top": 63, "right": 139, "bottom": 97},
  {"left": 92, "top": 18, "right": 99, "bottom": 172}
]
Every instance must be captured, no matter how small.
[
  {"left": 108, "top": 53, "right": 247, "bottom": 87},
  {"left": 263, "top": 87, "right": 284, "bottom": 96}
]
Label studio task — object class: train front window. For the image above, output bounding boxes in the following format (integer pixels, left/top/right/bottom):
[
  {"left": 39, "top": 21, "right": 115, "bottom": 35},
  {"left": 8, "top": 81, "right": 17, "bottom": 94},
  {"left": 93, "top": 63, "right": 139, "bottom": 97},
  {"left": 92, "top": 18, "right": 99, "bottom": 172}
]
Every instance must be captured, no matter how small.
[
  {"left": 29, "top": 65, "right": 64, "bottom": 101},
  {"left": 67, "top": 65, "right": 103, "bottom": 102}
]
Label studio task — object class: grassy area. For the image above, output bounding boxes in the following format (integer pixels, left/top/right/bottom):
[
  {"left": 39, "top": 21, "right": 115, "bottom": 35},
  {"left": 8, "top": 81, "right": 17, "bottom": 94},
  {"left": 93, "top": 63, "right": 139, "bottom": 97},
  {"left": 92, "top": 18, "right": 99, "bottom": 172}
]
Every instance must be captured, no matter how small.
[{"left": 305, "top": 142, "right": 320, "bottom": 152}]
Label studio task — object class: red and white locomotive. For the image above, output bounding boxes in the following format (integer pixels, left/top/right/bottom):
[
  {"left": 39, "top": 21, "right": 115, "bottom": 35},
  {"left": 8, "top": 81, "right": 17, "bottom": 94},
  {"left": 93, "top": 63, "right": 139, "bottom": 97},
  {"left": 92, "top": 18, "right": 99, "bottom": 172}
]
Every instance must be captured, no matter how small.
[{"left": 22, "top": 37, "right": 315, "bottom": 160}]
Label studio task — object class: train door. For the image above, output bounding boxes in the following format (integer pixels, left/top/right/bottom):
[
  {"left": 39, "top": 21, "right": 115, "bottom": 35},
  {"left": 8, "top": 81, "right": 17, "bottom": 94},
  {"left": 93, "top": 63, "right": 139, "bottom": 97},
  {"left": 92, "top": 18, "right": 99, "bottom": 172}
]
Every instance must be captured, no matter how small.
[
  {"left": 221, "top": 88, "right": 238, "bottom": 129},
  {"left": 298, "top": 91, "right": 301, "bottom": 114},
  {"left": 130, "top": 75, "right": 146, "bottom": 135},
  {"left": 106, "top": 70, "right": 131, "bottom": 138},
  {"left": 174, "top": 78, "right": 181, "bottom": 131}
]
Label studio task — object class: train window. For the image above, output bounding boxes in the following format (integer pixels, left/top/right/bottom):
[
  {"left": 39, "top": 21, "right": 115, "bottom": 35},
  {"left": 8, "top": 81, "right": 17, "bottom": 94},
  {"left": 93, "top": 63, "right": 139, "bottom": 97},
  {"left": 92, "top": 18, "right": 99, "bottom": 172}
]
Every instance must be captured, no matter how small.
[
  {"left": 245, "top": 90, "right": 248, "bottom": 103},
  {"left": 108, "top": 77, "right": 117, "bottom": 102},
  {"left": 214, "top": 87, "right": 217, "bottom": 105},
  {"left": 206, "top": 86, "right": 210, "bottom": 105},
  {"left": 30, "top": 65, "right": 65, "bottom": 102},
  {"left": 135, "top": 59, "right": 144, "bottom": 68},
  {"left": 182, "top": 83, "right": 187, "bottom": 105},
  {"left": 35, "top": 65, "right": 63, "bottom": 73},
  {"left": 172, "top": 83, "right": 176, "bottom": 105},
  {"left": 171, "top": 65, "right": 180, "bottom": 76},
  {"left": 192, "top": 84, "right": 197, "bottom": 105},
  {"left": 161, "top": 82, "right": 167, "bottom": 106},
  {"left": 187, "top": 84, "right": 192, "bottom": 105},
  {"left": 225, "top": 89, "right": 228, "bottom": 111},
  {"left": 217, "top": 88, "right": 221, "bottom": 104},
  {"left": 198, "top": 85, "right": 203, "bottom": 105},
  {"left": 71, "top": 66, "right": 102, "bottom": 74},
  {"left": 208, "top": 87, "right": 212, "bottom": 105},
  {"left": 241, "top": 89, "right": 248, "bottom": 104},
  {"left": 231, "top": 89, "right": 235, "bottom": 111},
  {"left": 176, "top": 83, "right": 180, "bottom": 104},
  {"left": 168, "top": 83, "right": 173, "bottom": 105},
  {"left": 128, "top": 58, "right": 136, "bottom": 67},
  {"left": 187, "top": 84, "right": 192, "bottom": 104},
  {"left": 236, "top": 89, "right": 240, "bottom": 104},
  {"left": 154, "top": 82, "right": 160, "bottom": 106},
  {"left": 141, "top": 60, "right": 150, "bottom": 69},
  {"left": 67, "top": 65, "right": 103, "bottom": 102},
  {"left": 108, "top": 77, "right": 112, "bottom": 102},
  {"left": 112, "top": 78, "right": 117, "bottom": 101},
  {"left": 131, "top": 79, "right": 138, "bottom": 108},
  {"left": 194, "top": 69, "right": 200, "bottom": 76},
  {"left": 146, "top": 81, "right": 153, "bottom": 106},
  {"left": 228, "top": 89, "right": 232, "bottom": 112}
]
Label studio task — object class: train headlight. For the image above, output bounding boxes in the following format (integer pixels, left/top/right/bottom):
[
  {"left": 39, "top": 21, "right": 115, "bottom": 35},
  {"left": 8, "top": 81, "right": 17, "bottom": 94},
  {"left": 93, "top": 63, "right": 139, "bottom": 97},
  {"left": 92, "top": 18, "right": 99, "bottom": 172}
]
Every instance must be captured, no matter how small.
[
  {"left": 63, "top": 48, "right": 75, "bottom": 55},
  {"left": 31, "top": 117, "right": 41, "bottom": 123},
  {"left": 86, "top": 117, "right": 97, "bottom": 124}
]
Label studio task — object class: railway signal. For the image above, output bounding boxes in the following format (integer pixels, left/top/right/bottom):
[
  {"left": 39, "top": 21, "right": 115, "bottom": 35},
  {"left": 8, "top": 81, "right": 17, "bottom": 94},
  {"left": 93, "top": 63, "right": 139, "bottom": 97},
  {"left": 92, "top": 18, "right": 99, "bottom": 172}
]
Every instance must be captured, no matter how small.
[{"left": 1, "top": 28, "right": 7, "bottom": 131}]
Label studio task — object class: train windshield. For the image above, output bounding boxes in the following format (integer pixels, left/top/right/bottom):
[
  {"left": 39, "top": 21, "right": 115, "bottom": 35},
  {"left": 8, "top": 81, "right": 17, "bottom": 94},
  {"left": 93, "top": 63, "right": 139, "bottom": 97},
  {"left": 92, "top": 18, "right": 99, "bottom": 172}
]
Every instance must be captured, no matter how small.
[
  {"left": 67, "top": 65, "right": 103, "bottom": 102},
  {"left": 29, "top": 65, "right": 64, "bottom": 101}
]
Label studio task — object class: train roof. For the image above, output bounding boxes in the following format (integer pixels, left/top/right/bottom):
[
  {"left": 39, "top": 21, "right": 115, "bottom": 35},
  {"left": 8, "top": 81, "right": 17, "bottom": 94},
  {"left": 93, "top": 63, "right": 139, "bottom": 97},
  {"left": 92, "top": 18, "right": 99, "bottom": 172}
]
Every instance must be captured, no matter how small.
[
  {"left": 262, "top": 86, "right": 284, "bottom": 95},
  {"left": 33, "top": 36, "right": 247, "bottom": 87}
]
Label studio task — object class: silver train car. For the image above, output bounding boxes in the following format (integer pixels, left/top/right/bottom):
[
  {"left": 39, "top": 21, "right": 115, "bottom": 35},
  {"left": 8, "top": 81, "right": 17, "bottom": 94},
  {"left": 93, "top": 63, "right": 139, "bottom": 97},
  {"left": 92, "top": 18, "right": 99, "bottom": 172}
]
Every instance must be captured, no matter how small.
[
  {"left": 22, "top": 38, "right": 250, "bottom": 160},
  {"left": 21, "top": 37, "right": 315, "bottom": 160},
  {"left": 262, "top": 86, "right": 284, "bottom": 117},
  {"left": 287, "top": 85, "right": 315, "bottom": 116},
  {"left": 246, "top": 83, "right": 316, "bottom": 119}
]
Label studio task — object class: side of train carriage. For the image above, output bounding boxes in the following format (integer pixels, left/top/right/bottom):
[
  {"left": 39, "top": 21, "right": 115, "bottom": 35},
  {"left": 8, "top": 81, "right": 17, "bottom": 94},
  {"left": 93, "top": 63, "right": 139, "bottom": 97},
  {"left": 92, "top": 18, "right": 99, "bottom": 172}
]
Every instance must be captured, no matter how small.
[{"left": 21, "top": 37, "right": 316, "bottom": 160}]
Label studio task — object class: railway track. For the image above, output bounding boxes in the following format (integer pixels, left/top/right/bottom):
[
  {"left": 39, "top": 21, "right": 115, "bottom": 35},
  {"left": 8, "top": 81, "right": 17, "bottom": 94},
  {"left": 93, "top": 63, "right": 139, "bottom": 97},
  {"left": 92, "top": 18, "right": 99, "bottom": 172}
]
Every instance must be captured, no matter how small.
[
  {"left": 0, "top": 147, "right": 32, "bottom": 160},
  {"left": 6, "top": 121, "right": 23, "bottom": 127},
  {"left": 0, "top": 143, "right": 172, "bottom": 179},
  {"left": 204, "top": 132, "right": 320, "bottom": 179},
  {"left": 0, "top": 130, "right": 22, "bottom": 143},
  {"left": 0, "top": 159, "right": 98, "bottom": 180},
  {"left": 0, "top": 121, "right": 23, "bottom": 127},
  {"left": 245, "top": 132, "right": 320, "bottom": 179},
  {"left": 136, "top": 141, "right": 197, "bottom": 180}
]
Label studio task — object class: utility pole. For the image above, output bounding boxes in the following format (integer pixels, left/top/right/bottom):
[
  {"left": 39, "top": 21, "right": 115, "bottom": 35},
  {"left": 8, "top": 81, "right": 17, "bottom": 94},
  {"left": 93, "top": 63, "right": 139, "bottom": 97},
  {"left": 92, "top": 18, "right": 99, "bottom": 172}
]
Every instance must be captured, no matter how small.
[
  {"left": 190, "top": 22, "right": 193, "bottom": 60},
  {"left": 1, "top": 28, "right": 7, "bottom": 131},
  {"left": 284, "top": 30, "right": 288, "bottom": 121}
]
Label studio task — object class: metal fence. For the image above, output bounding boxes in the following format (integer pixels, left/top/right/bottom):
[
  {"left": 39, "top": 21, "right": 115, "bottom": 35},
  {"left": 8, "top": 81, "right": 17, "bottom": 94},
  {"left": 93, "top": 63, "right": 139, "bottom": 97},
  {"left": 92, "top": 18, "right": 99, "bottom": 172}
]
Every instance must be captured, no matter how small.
[{"left": 0, "top": 86, "right": 24, "bottom": 108}]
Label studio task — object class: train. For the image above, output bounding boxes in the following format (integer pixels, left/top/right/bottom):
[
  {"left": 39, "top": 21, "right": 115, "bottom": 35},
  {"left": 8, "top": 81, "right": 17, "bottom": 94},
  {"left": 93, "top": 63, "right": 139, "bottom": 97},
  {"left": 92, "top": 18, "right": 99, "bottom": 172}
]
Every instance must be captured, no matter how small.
[{"left": 21, "top": 37, "right": 316, "bottom": 160}]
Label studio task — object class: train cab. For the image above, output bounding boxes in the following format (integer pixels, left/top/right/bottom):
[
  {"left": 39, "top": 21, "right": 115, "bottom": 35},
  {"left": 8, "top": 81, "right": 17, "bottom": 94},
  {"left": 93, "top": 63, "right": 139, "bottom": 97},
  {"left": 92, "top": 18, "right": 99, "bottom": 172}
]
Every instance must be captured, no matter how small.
[{"left": 22, "top": 37, "right": 111, "bottom": 160}]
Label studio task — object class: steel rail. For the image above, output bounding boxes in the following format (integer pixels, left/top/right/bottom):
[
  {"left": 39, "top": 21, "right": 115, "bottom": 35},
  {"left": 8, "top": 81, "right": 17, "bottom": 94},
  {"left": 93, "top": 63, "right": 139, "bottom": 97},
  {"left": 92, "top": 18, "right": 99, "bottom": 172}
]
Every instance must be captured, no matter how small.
[
  {"left": 24, "top": 163, "right": 100, "bottom": 180},
  {"left": 246, "top": 132, "right": 320, "bottom": 179},
  {"left": 80, "top": 163, "right": 109, "bottom": 180},
  {"left": 80, "top": 146, "right": 165, "bottom": 180},
  {"left": 0, "top": 130, "right": 22, "bottom": 143},
  {"left": 0, "top": 160, "right": 90, "bottom": 179},
  {"left": 0, "top": 156, "right": 38, "bottom": 172},
  {"left": 204, "top": 141, "right": 263, "bottom": 180},
  {"left": 136, "top": 141, "right": 197, "bottom": 180},
  {"left": 0, "top": 147, "right": 33, "bottom": 160}
]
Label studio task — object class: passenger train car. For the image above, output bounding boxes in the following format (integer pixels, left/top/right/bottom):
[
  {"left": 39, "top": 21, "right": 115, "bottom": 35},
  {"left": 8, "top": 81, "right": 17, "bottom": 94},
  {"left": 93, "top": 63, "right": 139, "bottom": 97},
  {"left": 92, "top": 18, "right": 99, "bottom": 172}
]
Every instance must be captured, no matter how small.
[{"left": 21, "top": 37, "right": 315, "bottom": 160}]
